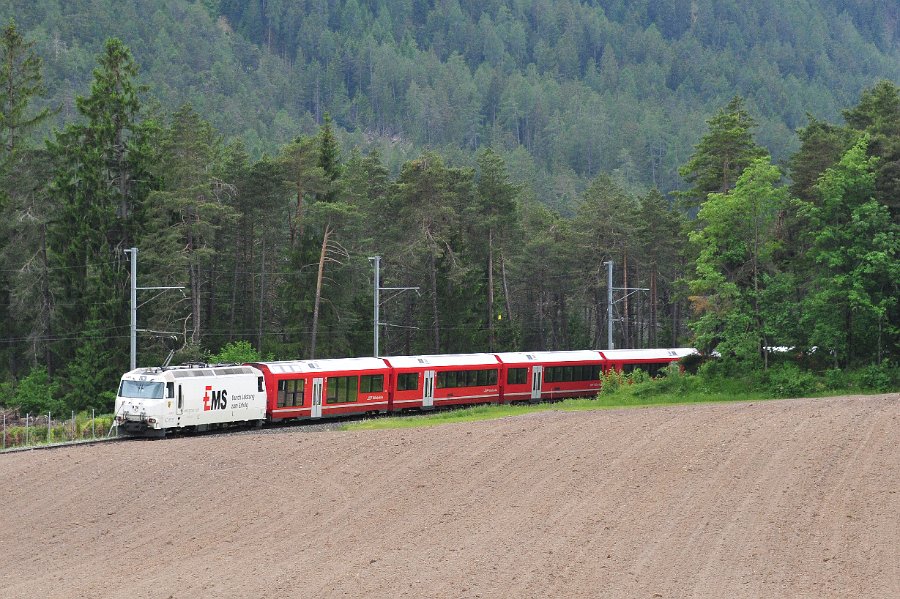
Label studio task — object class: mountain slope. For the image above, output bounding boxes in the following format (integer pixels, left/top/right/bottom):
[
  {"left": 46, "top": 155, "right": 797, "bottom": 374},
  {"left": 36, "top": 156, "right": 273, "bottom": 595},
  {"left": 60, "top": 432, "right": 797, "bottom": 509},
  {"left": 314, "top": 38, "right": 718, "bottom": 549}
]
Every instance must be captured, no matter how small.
[{"left": 3, "top": 0, "right": 899, "bottom": 195}]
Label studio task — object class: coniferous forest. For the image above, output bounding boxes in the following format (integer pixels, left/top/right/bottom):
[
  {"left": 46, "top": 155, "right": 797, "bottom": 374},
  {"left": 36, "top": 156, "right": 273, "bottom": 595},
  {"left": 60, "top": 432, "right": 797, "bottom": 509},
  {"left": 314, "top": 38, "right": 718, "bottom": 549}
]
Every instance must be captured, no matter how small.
[{"left": 0, "top": 1, "right": 898, "bottom": 412}]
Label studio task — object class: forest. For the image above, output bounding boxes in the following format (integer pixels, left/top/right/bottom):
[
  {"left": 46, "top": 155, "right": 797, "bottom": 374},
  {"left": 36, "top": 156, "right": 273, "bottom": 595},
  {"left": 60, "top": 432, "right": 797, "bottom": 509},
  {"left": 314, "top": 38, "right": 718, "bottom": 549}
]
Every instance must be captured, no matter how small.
[{"left": 0, "top": 2, "right": 898, "bottom": 412}]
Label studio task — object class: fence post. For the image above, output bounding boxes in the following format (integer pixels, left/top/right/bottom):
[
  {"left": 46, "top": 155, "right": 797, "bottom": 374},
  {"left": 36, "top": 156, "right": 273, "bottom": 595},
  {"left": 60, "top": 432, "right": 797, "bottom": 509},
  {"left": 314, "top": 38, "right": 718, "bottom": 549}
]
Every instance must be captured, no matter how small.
[
  {"left": 92, "top": 409, "right": 95, "bottom": 439},
  {"left": 71, "top": 410, "right": 75, "bottom": 441},
  {"left": 25, "top": 413, "right": 29, "bottom": 447},
  {"left": 48, "top": 412, "right": 51, "bottom": 445},
  {"left": 2, "top": 413, "right": 5, "bottom": 450}
]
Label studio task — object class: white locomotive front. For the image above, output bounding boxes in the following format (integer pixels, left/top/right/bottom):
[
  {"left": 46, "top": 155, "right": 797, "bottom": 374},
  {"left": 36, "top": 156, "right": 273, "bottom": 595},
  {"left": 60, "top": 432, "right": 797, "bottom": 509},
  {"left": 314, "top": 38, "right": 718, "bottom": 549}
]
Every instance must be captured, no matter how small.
[{"left": 114, "top": 364, "right": 267, "bottom": 437}]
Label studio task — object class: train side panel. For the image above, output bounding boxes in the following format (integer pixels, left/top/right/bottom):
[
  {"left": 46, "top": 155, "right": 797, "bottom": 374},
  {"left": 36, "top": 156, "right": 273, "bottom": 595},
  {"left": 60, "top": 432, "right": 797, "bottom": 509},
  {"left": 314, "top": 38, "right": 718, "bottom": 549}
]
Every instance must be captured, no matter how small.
[
  {"left": 251, "top": 358, "right": 391, "bottom": 421},
  {"left": 496, "top": 351, "right": 605, "bottom": 402},
  {"left": 384, "top": 355, "right": 501, "bottom": 410}
]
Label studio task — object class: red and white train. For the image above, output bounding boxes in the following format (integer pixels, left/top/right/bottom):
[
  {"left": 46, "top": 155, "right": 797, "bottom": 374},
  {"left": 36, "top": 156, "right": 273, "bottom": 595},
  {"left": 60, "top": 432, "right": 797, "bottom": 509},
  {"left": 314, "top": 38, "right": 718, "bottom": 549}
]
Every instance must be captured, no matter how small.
[{"left": 114, "top": 348, "right": 696, "bottom": 436}]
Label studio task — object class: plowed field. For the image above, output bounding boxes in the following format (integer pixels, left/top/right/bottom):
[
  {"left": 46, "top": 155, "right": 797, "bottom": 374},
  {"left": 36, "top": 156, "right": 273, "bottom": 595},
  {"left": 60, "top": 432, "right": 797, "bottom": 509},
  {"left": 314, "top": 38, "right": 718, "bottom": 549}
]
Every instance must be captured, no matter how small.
[{"left": 1, "top": 394, "right": 898, "bottom": 598}]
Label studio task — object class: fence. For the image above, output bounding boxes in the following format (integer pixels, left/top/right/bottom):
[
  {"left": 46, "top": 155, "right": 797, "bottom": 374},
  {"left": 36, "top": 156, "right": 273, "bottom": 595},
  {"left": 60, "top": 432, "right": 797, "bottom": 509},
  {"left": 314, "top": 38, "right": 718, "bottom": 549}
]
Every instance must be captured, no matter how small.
[{"left": 1, "top": 410, "right": 116, "bottom": 451}]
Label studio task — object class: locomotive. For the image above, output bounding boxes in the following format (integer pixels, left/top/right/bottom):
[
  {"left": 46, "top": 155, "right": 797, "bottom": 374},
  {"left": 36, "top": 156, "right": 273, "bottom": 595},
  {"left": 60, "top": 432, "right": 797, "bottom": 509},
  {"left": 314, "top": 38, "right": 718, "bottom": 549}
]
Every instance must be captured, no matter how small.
[{"left": 114, "top": 348, "right": 696, "bottom": 437}]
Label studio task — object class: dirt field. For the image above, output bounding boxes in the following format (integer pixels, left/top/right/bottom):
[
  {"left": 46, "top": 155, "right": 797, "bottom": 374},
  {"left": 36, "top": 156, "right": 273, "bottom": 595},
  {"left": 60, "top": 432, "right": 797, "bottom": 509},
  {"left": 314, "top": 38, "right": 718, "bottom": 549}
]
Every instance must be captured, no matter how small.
[{"left": 1, "top": 394, "right": 898, "bottom": 598}]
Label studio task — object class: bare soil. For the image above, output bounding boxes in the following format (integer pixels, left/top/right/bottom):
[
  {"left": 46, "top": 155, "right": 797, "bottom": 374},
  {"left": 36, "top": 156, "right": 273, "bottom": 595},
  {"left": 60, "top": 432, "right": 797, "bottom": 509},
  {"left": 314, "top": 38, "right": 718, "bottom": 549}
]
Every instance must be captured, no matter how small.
[{"left": 1, "top": 394, "right": 898, "bottom": 598}]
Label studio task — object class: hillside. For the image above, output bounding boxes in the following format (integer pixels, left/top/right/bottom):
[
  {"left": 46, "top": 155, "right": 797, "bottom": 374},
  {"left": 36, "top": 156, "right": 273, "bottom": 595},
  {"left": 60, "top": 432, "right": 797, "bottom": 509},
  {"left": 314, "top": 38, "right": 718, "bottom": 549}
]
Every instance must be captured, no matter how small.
[
  {"left": 1, "top": 395, "right": 898, "bottom": 597},
  {"left": 2, "top": 0, "right": 898, "bottom": 193}
]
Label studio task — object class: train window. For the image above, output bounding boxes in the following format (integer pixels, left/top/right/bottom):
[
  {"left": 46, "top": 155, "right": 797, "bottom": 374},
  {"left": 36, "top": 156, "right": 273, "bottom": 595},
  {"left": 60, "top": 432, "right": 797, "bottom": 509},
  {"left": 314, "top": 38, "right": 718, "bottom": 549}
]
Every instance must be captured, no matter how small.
[
  {"left": 508, "top": 368, "right": 527, "bottom": 385},
  {"left": 563, "top": 366, "right": 574, "bottom": 382},
  {"left": 476, "top": 369, "right": 487, "bottom": 386},
  {"left": 466, "top": 370, "right": 486, "bottom": 387},
  {"left": 257, "top": 377, "right": 264, "bottom": 393},
  {"left": 292, "top": 379, "right": 305, "bottom": 406},
  {"left": 397, "top": 372, "right": 418, "bottom": 391},
  {"left": 278, "top": 379, "right": 305, "bottom": 407},
  {"left": 277, "top": 379, "right": 286, "bottom": 407},
  {"left": 488, "top": 369, "right": 497, "bottom": 385},
  {"left": 647, "top": 364, "right": 661, "bottom": 377},
  {"left": 622, "top": 364, "right": 636, "bottom": 374},
  {"left": 360, "top": 374, "right": 384, "bottom": 393},
  {"left": 327, "top": 376, "right": 358, "bottom": 404},
  {"left": 166, "top": 382, "right": 174, "bottom": 399}
]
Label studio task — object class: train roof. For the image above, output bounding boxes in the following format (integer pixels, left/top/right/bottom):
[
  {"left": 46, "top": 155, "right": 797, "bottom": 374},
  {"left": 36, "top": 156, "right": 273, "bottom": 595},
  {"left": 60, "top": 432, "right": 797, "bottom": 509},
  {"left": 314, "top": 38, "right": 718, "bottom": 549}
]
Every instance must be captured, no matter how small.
[
  {"left": 253, "top": 357, "right": 389, "bottom": 375},
  {"left": 494, "top": 350, "right": 603, "bottom": 364},
  {"left": 121, "top": 365, "right": 259, "bottom": 379},
  {"left": 383, "top": 353, "right": 500, "bottom": 369},
  {"left": 599, "top": 348, "right": 697, "bottom": 361}
]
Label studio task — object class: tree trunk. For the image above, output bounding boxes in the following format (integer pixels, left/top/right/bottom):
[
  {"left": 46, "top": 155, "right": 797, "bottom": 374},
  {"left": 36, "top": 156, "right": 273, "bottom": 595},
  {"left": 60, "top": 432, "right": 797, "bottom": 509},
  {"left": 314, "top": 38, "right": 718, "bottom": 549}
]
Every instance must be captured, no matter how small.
[
  {"left": 257, "top": 236, "right": 266, "bottom": 352},
  {"left": 228, "top": 254, "right": 239, "bottom": 342},
  {"left": 649, "top": 267, "right": 658, "bottom": 348},
  {"left": 501, "top": 251, "right": 513, "bottom": 326},
  {"left": 310, "top": 227, "right": 331, "bottom": 359},
  {"left": 623, "top": 249, "right": 630, "bottom": 348},
  {"left": 487, "top": 228, "right": 495, "bottom": 351},
  {"left": 429, "top": 240, "right": 440, "bottom": 353},
  {"left": 290, "top": 181, "right": 305, "bottom": 248},
  {"left": 188, "top": 221, "right": 201, "bottom": 345},
  {"left": 41, "top": 223, "right": 53, "bottom": 375}
]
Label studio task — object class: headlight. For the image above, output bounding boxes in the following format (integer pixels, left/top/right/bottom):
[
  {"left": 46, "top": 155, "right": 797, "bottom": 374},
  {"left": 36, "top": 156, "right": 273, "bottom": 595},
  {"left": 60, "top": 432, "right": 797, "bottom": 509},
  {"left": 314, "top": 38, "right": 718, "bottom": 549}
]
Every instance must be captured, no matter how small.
[{"left": 147, "top": 417, "right": 157, "bottom": 424}]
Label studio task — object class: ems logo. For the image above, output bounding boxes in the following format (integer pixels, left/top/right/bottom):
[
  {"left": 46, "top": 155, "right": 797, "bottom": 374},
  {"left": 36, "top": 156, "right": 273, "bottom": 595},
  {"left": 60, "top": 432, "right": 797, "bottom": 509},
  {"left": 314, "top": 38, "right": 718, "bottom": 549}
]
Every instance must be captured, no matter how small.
[{"left": 202, "top": 385, "right": 228, "bottom": 411}]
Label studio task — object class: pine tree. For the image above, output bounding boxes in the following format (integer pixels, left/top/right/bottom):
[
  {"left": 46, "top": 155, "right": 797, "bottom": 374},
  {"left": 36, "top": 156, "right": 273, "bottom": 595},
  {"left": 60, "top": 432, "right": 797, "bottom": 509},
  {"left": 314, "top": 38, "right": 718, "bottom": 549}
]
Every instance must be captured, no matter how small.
[
  {"left": 678, "top": 96, "right": 767, "bottom": 210},
  {"left": 688, "top": 157, "right": 787, "bottom": 362},
  {"left": 144, "top": 104, "right": 237, "bottom": 348},
  {"left": 0, "top": 19, "right": 53, "bottom": 376},
  {"left": 318, "top": 112, "right": 341, "bottom": 202},
  {"left": 48, "top": 39, "right": 154, "bottom": 398},
  {"left": 472, "top": 148, "right": 520, "bottom": 350},
  {"left": 842, "top": 80, "right": 900, "bottom": 223}
]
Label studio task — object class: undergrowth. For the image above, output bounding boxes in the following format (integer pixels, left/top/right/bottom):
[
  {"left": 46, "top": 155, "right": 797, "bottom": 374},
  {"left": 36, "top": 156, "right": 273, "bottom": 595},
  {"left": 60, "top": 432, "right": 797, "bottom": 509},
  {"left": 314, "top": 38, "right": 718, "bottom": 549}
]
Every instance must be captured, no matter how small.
[
  {"left": 344, "top": 360, "right": 898, "bottom": 432},
  {"left": 1, "top": 413, "right": 115, "bottom": 451}
]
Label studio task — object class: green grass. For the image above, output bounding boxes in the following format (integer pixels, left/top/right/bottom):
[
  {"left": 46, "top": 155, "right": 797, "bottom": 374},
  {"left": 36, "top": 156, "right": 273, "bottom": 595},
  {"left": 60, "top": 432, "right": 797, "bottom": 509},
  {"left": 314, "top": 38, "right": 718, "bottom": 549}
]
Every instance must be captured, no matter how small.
[
  {"left": 341, "top": 371, "right": 881, "bottom": 432},
  {"left": 1, "top": 413, "right": 115, "bottom": 451},
  {"left": 341, "top": 390, "right": 774, "bottom": 431}
]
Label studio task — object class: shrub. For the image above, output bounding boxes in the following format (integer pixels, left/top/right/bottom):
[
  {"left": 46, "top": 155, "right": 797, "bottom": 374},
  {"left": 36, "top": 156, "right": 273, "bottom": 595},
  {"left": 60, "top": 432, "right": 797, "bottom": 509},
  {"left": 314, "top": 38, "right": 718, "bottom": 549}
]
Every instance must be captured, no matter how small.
[
  {"left": 599, "top": 368, "right": 627, "bottom": 396},
  {"left": 852, "top": 362, "right": 897, "bottom": 393},
  {"left": 679, "top": 352, "right": 705, "bottom": 374},
  {"left": 209, "top": 340, "right": 264, "bottom": 364},
  {"left": 13, "top": 366, "right": 64, "bottom": 415},
  {"left": 628, "top": 368, "right": 650, "bottom": 385},
  {"left": 766, "top": 363, "right": 818, "bottom": 398},
  {"left": 822, "top": 368, "right": 844, "bottom": 391}
]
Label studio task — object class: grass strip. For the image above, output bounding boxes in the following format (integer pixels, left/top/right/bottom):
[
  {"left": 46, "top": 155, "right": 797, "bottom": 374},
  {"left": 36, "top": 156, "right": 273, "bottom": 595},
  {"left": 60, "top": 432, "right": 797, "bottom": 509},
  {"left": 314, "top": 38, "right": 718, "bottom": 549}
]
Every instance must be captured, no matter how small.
[{"left": 340, "top": 389, "right": 790, "bottom": 431}]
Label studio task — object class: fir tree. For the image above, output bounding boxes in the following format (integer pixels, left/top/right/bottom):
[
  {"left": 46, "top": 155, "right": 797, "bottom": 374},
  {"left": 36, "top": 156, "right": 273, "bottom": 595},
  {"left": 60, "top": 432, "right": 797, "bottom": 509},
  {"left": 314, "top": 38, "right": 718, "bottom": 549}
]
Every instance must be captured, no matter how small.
[{"left": 678, "top": 96, "right": 767, "bottom": 210}]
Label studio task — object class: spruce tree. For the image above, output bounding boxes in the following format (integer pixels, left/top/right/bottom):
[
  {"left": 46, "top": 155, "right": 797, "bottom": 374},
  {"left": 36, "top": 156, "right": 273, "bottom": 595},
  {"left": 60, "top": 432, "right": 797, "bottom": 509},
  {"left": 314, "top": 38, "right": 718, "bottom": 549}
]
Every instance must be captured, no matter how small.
[
  {"left": 0, "top": 19, "right": 53, "bottom": 376},
  {"left": 48, "top": 39, "right": 155, "bottom": 403},
  {"left": 678, "top": 96, "right": 767, "bottom": 210}
]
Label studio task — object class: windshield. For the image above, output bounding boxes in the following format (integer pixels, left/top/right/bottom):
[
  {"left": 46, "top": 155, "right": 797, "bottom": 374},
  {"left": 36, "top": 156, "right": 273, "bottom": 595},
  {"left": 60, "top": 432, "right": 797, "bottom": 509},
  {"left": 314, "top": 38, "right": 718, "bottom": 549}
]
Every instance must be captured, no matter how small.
[{"left": 118, "top": 380, "right": 164, "bottom": 399}]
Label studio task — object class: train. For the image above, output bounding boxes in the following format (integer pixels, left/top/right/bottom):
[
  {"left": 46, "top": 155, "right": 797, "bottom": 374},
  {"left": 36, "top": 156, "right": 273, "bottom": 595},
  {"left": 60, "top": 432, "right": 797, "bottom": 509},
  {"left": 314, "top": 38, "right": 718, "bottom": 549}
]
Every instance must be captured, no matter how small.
[{"left": 113, "top": 348, "right": 697, "bottom": 437}]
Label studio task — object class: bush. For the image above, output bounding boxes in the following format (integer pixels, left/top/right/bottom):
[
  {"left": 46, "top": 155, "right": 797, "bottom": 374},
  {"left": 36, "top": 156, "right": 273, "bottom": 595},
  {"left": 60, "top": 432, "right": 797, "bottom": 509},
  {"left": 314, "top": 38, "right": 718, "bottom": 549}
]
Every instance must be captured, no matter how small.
[
  {"left": 766, "top": 363, "right": 819, "bottom": 398},
  {"left": 628, "top": 368, "right": 650, "bottom": 384},
  {"left": 852, "top": 362, "right": 898, "bottom": 393},
  {"left": 822, "top": 368, "right": 845, "bottom": 391},
  {"left": 209, "top": 340, "right": 264, "bottom": 364},
  {"left": 13, "top": 366, "right": 64, "bottom": 415},
  {"left": 598, "top": 368, "right": 627, "bottom": 396}
]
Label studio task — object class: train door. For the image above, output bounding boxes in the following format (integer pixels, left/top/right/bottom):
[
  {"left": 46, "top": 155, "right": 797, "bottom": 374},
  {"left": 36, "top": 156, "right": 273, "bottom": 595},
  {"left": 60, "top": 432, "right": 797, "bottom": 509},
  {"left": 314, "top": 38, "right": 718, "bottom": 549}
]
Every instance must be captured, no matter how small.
[
  {"left": 423, "top": 370, "right": 435, "bottom": 408},
  {"left": 176, "top": 385, "right": 184, "bottom": 416},
  {"left": 531, "top": 366, "right": 543, "bottom": 401},
  {"left": 311, "top": 378, "right": 323, "bottom": 418}
]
